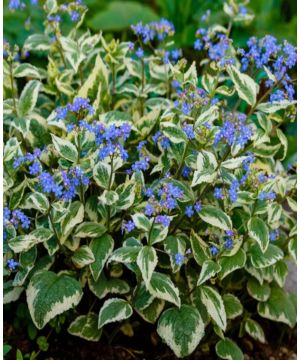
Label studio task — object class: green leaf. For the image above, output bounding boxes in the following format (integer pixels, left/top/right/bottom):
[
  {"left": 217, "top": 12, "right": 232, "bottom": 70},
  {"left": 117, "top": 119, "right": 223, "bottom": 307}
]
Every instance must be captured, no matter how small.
[
  {"left": 256, "top": 100, "right": 296, "bottom": 113},
  {"left": 88, "top": 2, "right": 158, "bottom": 31},
  {"left": 88, "top": 272, "right": 130, "bottom": 300},
  {"left": 223, "top": 294, "right": 243, "bottom": 320},
  {"left": 273, "top": 260, "right": 288, "bottom": 287},
  {"left": 4, "top": 281, "right": 24, "bottom": 304},
  {"left": 26, "top": 271, "right": 83, "bottom": 329},
  {"left": 51, "top": 134, "right": 78, "bottom": 163},
  {"left": 244, "top": 319, "right": 266, "bottom": 343},
  {"left": 137, "top": 246, "right": 158, "bottom": 287},
  {"left": 131, "top": 213, "right": 151, "bottom": 231},
  {"left": 221, "top": 156, "right": 248, "bottom": 170},
  {"left": 215, "top": 338, "right": 243, "bottom": 360},
  {"left": 93, "top": 161, "right": 113, "bottom": 189},
  {"left": 200, "top": 286, "right": 227, "bottom": 331},
  {"left": 21, "top": 192, "right": 49, "bottom": 214},
  {"left": 258, "top": 287, "right": 296, "bottom": 327},
  {"left": 9, "top": 228, "right": 53, "bottom": 253},
  {"left": 98, "top": 298, "right": 133, "bottom": 328},
  {"left": 288, "top": 238, "right": 296, "bottom": 261},
  {"left": 109, "top": 246, "right": 141, "bottom": 264},
  {"left": 276, "top": 128, "right": 288, "bottom": 160},
  {"left": 198, "top": 206, "right": 232, "bottom": 231},
  {"left": 78, "top": 55, "right": 107, "bottom": 100},
  {"left": 90, "top": 234, "right": 114, "bottom": 281},
  {"left": 157, "top": 305, "right": 205, "bottom": 358},
  {"left": 17, "top": 80, "right": 41, "bottom": 117},
  {"left": 161, "top": 122, "right": 188, "bottom": 144},
  {"left": 72, "top": 245, "right": 95, "bottom": 268},
  {"left": 148, "top": 223, "right": 169, "bottom": 245},
  {"left": 98, "top": 190, "right": 119, "bottom": 205},
  {"left": 136, "top": 298, "right": 165, "bottom": 324},
  {"left": 197, "top": 260, "right": 221, "bottom": 286},
  {"left": 247, "top": 277, "right": 271, "bottom": 301},
  {"left": 218, "top": 249, "right": 246, "bottom": 280},
  {"left": 190, "top": 230, "right": 210, "bottom": 266},
  {"left": 24, "top": 34, "right": 51, "bottom": 51},
  {"left": 60, "top": 202, "right": 84, "bottom": 243},
  {"left": 192, "top": 150, "right": 217, "bottom": 187},
  {"left": 248, "top": 217, "right": 269, "bottom": 253},
  {"left": 148, "top": 272, "right": 181, "bottom": 307},
  {"left": 249, "top": 243, "right": 283, "bottom": 268},
  {"left": 115, "top": 182, "right": 136, "bottom": 210},
  {"left": 68, "top": 313, "right": 102, "bottom": 341},
  {"left": 14, "top": 63, "right": 44, "bottom": 79},
  {"left": 227, "top": 65, "right": 258, "bottom": 106},
  {"left": 164, "top": 236, "right": 186, "bottom": 273},
  {"left": 74, "top": 222, "right": 106, "bottom": 238}
]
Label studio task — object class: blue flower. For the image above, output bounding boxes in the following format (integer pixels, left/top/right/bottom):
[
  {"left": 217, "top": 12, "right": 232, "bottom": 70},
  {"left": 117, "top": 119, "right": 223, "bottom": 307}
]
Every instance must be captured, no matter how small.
[
  {"left": 70, "top": 11, "right": 80, "bottom": 22},
  {"left": 122, "top": 220, "right": 135, "bottom": 233},
  {"left": 155, "top": 215, "right": 171, "bottom": 227},
  {"left": 175, "top": 253, "right": 184, "bottom": 266},
  {"left": 194, "top": 39, "right": 202, "bottom": 50},
  {"left": 224, "top": 238, "right": 233, "bottom": 249},
  {"left": 185, "top": 206, "right": 194, "bottom": 218},
  {"left": 269, "top": 229, "right": 279, "bottom": 241},
  {"left": 183, "top": 124, "right": 195, "bottom": 139},
  {"left": 214, "top": 187, "right": 224, "bottom": 200},
  {"left": 7, "top": 259, "right": 19, "bottom": 270},
  {"left": 210, "top": 246, "right": 219, "bottom": 256},
  {"left": 194, "top": 201, "right": 202, "bottom": 212},
  {"left": 136, "top": 48, "right": 144, "bottom": 58},
  {"left": 145, "top": 203, "right": 155, "bottom": 216},
  {"left": 181, "top": 166, "right": 191, "bottom": 178},
  {"left": 229, "top": 180, "right": 239, "bottom": 203}
]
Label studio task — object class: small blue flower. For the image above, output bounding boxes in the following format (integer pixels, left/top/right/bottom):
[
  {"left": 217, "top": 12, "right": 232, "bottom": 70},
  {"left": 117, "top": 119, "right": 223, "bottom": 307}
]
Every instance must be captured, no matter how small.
[
  {"left": 194, "top": 39, "right": 202, "bottom": 50},
  {"left": 194, "top": 201, "right": 202, "bottom": 212},
  {"left": 181, "top": 166, "right": 191, "bottom": 178},
  {"left": 269, "top": 229, "right": 279, "bottom": 241},
  {"left": 175, "top": 253, "right": 184, "bottom": 266},
  {"left": 224, "top": 238, "right": 233, "bottom": 249},
  {"left": 122, "top": 220, "right": 135, "bottom": 233},
  {"left": 155, "top": 215, "right": 171, "bottom": 227},
  {"left": 185, "top": 206, "right": 194, "bottom": 218},
  {"left": 214, "top": 187, "right": 223, "bottom": 200},
  {"left": 136, "top": 48, "right": 144, "bottom": 58},
  {"left": 210, "top": 246, "right": 219, "bottom": 256},
  {"left": 70, "top": 11, "right": 80, "bottom": 22},
  {"left": 7, "top": 259, "right": 19, "bottom": 270}
]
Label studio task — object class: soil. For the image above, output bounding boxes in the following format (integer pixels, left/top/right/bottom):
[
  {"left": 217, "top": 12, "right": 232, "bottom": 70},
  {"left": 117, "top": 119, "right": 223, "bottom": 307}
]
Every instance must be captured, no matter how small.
[{"left": 4, "top": 320, "right": 297, "bottom": 360}]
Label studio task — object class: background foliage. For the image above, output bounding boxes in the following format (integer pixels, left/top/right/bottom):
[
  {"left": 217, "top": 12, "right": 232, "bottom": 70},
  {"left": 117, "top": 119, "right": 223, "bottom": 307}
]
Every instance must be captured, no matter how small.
[{"left": 4, "top": 0, "right": 297, "bottom": 163}]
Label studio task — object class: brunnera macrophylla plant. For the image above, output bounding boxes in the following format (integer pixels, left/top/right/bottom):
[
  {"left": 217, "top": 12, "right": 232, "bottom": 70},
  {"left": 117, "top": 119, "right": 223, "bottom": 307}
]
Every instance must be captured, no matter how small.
[{"left": 3, "top": 0, "right": 297, "bottom": 358}]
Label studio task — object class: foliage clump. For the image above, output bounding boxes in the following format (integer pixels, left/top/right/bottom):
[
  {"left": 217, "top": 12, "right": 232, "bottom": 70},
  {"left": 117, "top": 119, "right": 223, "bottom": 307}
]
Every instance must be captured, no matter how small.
[{"left": 3, "top": 0, "right": 296, "bottom": 358}]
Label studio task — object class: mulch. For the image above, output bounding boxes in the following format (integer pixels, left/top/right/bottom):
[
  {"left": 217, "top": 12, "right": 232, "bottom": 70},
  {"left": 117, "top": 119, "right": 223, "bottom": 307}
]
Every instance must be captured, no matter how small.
[{"left": 4, "top": 320, "right": 296, "bottom": 360}]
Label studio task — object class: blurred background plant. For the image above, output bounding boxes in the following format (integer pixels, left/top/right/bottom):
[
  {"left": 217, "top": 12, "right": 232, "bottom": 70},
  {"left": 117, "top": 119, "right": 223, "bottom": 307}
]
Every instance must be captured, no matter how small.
[{"left": 3, "top": 0, "right": 296, "bottom": 164}]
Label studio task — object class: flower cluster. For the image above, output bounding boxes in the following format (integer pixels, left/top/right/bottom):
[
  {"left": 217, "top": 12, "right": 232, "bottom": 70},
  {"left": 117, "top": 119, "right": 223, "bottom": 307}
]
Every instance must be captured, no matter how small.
[
  {"left": 194, "top": 29, "right": 234, "bottom": 66},
  {"left": 61, "top": 167, "right": 90, "bottom": 201},
  {"left": 4, "top": 208, "right": 30, "bottom": 238},
  {"left": 238, "top": 36, "right": 296, "bottom": 102},
  {"left": 173, "top": 83, "right": 211, "bottom": 115},
  {"left": 56, "top": 97, "right": 95, "bottom": 121},
  {"left": 39, "top": 171, "right": 63, "bottom": 198},
  {"left": 13, "top": 149, "right": 43, "bottom": 175},
  {"left": 131, "top": 19, "right": 175, "bottom": 44},
  {"left": 143, "top": 183, "right": 184, "bottom": 226},
  {"left": 214, "top": 113, "right": 252, "bottom": 148}
]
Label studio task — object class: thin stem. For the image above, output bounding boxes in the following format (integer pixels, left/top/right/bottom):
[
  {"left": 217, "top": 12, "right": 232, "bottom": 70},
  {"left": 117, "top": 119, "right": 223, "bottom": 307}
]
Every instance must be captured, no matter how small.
[
  {"left": 148, "top": 217, "right": 156, "bottom": 243},
  {"left": 107, "top": 155, "right": 114, "bottom": 232},
  {"left": 140, "top": 58, "right": 145, "bottom": 116},
  {"left": 9, "top": 60, "right": 17, "bottom": 114}
]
